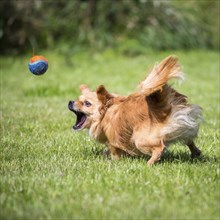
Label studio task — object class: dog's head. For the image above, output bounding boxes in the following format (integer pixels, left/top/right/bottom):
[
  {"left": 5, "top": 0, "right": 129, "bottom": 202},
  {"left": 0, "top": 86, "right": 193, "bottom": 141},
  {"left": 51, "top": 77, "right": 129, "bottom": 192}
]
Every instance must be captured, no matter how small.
[{"left": 68, "top": 84, "right": 114, "bottom": 131}]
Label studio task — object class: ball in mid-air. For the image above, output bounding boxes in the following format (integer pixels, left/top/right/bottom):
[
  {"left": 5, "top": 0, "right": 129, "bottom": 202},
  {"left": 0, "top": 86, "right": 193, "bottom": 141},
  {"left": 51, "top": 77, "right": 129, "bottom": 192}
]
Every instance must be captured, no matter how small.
[{"left": 28, "top": 55, "right": 48, "bottom": 75}]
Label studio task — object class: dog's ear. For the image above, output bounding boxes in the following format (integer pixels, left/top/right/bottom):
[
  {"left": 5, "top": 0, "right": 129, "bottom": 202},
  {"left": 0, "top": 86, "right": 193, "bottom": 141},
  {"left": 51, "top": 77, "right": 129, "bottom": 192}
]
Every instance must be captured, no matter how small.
[
  {"left": 80, "top": 84, "right": 91, "bottom": 94},
  {"left": 96, "top": 85, "right": 114, "bottom": 106}
]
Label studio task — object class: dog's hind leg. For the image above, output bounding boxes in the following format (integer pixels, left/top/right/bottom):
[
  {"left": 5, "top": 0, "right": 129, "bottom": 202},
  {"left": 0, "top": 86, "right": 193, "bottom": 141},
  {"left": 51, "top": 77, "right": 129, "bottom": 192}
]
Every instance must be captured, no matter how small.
[
  {"left": 187, "top": 141, "right": 201, "bottom": 158},
  {"left": 147, "top": 141, "right": 166, "bottom": 166}
]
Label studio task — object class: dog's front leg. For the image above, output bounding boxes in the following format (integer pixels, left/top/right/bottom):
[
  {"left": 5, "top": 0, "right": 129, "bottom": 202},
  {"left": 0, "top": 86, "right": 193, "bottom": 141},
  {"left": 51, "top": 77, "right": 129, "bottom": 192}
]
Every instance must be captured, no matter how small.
[{"left": 108, "top": 145, "right": 127, "bottom": 160}]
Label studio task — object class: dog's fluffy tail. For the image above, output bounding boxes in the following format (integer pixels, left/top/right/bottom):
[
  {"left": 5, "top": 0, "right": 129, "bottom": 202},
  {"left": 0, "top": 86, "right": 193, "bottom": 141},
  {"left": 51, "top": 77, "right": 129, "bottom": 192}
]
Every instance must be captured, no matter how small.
[
  {"left": 139, "top": 55, "right": 184, "bottom": 95},
  {"left": 139, "top": 55, "right": 202, "bottom": 143}
]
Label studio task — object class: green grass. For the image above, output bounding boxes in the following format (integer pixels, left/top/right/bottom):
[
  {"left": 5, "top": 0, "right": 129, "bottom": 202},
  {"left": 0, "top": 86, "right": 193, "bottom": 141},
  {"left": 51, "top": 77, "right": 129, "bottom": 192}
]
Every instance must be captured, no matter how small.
[{"left": 0, "top": 48, "right": 219, "bottom": 219}]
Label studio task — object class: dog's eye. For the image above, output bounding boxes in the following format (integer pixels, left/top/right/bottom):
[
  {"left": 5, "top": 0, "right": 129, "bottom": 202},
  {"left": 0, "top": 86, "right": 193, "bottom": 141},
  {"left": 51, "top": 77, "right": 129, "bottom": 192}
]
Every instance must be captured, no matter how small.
[{"left": 84, "top": 101, "right": 92, "bottom": 107}]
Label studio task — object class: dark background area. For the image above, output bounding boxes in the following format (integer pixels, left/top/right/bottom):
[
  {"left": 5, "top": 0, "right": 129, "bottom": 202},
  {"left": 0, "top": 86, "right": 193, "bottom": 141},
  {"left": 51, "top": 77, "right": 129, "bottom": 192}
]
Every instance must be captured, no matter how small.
[{"left": 0, "top": 0, "right": 219, "bottom": 55}]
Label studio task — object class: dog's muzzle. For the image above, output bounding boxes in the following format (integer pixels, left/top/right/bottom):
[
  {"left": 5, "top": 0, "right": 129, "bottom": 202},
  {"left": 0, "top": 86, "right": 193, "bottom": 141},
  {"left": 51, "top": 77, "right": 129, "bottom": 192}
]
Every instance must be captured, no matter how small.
[{"left": 68, "top": 100, "right": 87, "bottom": 130}]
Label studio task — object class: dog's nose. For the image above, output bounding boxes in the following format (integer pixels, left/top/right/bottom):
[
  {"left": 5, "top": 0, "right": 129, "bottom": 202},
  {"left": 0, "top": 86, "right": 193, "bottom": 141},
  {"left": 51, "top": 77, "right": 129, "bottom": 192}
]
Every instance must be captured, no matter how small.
[{"left": 68, "top": 101, "right": 74, "bottom": 110}]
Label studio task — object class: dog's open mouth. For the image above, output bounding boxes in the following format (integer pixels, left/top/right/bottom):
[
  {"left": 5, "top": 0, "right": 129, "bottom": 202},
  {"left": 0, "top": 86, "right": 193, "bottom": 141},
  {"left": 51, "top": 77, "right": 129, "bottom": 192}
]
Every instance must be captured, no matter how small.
[{"left": 71, "top": 110, "right": 87, "bottom": 130}]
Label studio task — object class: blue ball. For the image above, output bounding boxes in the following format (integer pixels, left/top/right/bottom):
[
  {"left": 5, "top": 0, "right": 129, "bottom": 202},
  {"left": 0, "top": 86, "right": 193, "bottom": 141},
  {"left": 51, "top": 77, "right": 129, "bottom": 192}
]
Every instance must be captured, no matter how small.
[{"left": 28, "top": 55, "right": 48, "bottom": 75}]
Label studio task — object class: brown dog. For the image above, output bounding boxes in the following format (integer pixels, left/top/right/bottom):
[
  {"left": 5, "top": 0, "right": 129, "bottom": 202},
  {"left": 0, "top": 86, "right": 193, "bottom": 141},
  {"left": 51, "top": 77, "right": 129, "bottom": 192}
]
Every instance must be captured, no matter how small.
[{"left": 68, "top": 55, "right": 202, "bottom": 165}]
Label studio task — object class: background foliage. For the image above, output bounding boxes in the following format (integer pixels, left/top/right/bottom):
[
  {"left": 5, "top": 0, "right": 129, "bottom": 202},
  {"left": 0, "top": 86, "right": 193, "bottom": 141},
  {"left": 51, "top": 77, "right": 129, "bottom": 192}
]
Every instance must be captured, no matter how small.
[{"left": 0, "top": 0, "right": 219, "bottom": 54}]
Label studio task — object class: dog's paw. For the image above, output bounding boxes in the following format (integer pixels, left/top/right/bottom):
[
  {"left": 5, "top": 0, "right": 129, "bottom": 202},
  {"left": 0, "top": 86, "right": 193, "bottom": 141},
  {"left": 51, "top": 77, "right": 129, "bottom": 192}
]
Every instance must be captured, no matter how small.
[
  {"left": 191, "top": 149, "right": 202, "bottom": 159},
  {"left": 103, "top": 149, "right": 110, "bottom": 157}
]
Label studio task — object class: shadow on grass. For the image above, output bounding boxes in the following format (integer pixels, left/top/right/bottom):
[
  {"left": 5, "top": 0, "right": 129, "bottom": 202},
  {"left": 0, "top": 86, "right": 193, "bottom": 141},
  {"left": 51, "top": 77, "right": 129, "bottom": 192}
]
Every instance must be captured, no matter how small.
[
  {"left": 159, "top": 151, "right": 219, "bottom": 164},
  {"left": 91, "top": 147, "right": 219, "bottom": 164}
]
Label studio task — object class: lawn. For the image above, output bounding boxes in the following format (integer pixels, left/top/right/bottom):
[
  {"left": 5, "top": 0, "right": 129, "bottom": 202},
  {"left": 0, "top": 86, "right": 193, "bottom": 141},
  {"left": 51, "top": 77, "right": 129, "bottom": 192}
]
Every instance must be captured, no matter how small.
[{"left": 0, "top": 48, "right": 219, "bottom": 219}]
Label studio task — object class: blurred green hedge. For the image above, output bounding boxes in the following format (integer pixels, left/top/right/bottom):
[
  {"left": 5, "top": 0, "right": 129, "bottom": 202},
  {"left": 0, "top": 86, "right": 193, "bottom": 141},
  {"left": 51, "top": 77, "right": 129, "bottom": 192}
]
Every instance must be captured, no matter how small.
[{"left": 0, "top": 0, "right": 219, "bottom": 54}]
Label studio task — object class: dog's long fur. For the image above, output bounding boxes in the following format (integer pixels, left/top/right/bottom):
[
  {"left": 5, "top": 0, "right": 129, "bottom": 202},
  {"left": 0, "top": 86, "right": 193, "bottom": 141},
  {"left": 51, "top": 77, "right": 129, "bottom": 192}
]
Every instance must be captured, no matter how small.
[{"left": 68, "top": 55, "right": 202, "bottom": 165}]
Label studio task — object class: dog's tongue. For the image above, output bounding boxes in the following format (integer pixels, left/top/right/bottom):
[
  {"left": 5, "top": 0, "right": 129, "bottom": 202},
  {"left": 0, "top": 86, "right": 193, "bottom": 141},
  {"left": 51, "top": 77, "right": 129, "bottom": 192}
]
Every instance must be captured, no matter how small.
[{"left": 73, "top": 112, "right": 87, "bottom": 130}]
